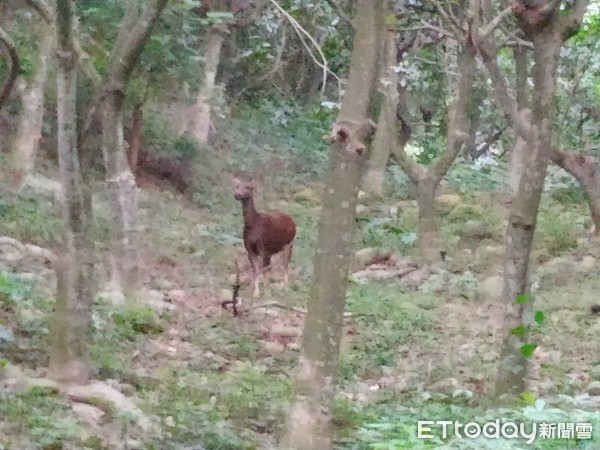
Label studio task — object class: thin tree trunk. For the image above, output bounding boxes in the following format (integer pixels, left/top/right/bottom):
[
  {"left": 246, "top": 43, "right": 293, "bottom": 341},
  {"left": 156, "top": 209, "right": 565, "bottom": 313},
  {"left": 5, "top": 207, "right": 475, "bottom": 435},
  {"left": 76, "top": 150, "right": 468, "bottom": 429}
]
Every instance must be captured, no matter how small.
[
  {"left": 280, "top": 1, "right": 383, "bottom": 448},
  {"left": 101, "top": 0, "right": 168, "bottom": 297},
  {"left": 0, "top": 25, "right": 20, "bottom": 110},
  {"left": 187, "top": 24, "right": 225, "bottom": 144},
  {"left": 102, "top": 91, "right": 140, "bottom": 296},
  {"left": 496, "top": 36, "right": 562, "bottom": 398},
  {"left": 128, "top": 102, "right": 143, "bottom": 172},
  {"left": 416, "top": 176, "right": 440, "bottom": 263},
  {"left": 9, "top": 31, "right": 52, "bottom": 191},
  {"left": 49, "top": 0, "right": 94, "bottom": 384},
  {"left": 390, "top": 33, "right": 474, "bottom": 265},
  {"left": 362, "top": 28, "right": 397, "bottom": 196},
  {"left": 508, "top": 45, "right": 529, "bottom": 194},
  {"left": 470, "top": 0, "right": 589, "bottom": 397}
]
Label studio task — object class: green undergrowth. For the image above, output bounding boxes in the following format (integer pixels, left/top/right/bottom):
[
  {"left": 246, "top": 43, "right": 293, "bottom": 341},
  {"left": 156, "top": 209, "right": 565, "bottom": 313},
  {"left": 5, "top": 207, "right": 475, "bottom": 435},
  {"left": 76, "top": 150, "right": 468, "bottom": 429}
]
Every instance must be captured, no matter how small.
[
  {"left": 0, "top": 192, "right": 63, "bottom": 246},
  {"left": 340, "top": 285, "right": 439, "bottom": 380}
]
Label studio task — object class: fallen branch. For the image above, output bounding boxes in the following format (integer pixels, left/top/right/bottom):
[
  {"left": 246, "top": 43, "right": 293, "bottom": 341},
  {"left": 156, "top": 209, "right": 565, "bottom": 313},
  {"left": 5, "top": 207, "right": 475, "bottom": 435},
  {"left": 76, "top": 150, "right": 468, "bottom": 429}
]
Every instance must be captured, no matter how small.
[{"left": 244, "top": 301, "right": 360, "bottom": 318}]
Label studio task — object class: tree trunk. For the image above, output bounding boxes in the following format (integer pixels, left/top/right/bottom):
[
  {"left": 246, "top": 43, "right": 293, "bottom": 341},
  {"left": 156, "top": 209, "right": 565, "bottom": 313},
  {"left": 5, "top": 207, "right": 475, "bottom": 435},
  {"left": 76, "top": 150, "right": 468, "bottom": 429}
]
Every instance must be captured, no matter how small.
[
  {"left": 279, "top": 1, "right": 383, "bottom": 448},
  {"left": 416, "top": 175, "right": 440, "bottom": 264},
  {"left": 470, "top": 0, "right": 589, "bottom": 397},
  {"left": 102, "top": 91, "right": 140, "bottom": 297},
  {"left": 127, "top": 102, "right": 144, "bottom": 172},
  {"left": 187, "top": 24, "right": 225, "bottom": 144},
  {"left": 508, "top": 45, "right": 529, "bottom": 194},
  {"left": 100, "top": 0, "right": 168, "bottom": 297},
  {"left": 0, "top": 25, "right": 20, "bottom": 110},
  {"left": 9, "top": 31, "right": 52, "bottom": 191},
  {"left": 49, "top": 0, "right": 94, "bottom": 384},
  {"left": 390, "top": 34, "right": 474, "bottom": 265},
  {"left": 495, "top": 35, "right": 562, "bottom": 398},
  {"left": 362, "top": 28, "right": 397, "bottom": 196}
]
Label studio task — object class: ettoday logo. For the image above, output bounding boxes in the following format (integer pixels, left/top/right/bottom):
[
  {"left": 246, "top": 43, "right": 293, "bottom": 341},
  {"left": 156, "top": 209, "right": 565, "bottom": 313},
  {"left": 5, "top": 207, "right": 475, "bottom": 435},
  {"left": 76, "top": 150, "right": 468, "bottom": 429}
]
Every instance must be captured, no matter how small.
[{"left": 417, "top": 420, "right": 593, "bottom": 444}]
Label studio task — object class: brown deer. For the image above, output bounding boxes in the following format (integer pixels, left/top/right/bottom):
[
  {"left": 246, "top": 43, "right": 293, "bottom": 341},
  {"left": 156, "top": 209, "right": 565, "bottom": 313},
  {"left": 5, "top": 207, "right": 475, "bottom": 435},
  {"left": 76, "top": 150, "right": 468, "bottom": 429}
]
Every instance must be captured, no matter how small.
[{"left": 232, "top": 174, "right": 296, "bottom": 297}]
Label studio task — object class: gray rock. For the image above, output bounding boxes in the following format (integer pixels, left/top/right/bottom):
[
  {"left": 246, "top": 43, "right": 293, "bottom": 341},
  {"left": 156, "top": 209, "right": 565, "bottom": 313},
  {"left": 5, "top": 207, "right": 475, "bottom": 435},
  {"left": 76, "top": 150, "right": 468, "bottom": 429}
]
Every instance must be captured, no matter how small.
[
  {"left": 477, "top": 275, "right": 503, "bottom": 301},
  {"left": 586, "top": 380, "right": 600, "bottom": 396}
]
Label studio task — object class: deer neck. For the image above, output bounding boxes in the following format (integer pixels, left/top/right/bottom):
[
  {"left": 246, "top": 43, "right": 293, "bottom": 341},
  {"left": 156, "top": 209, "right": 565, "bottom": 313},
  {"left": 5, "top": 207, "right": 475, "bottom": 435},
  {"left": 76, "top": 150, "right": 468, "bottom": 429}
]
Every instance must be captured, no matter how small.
[{"left": 241, "top": 197, "right": 260, "bottom": 228}]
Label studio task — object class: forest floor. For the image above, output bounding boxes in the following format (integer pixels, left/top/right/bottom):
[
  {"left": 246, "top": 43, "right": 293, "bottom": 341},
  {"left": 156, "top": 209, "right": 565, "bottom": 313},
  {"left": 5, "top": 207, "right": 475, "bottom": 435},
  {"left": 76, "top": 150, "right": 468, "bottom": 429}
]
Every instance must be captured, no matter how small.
[{"left": 2, "top": 108, "right": 600, "bottom": 449}]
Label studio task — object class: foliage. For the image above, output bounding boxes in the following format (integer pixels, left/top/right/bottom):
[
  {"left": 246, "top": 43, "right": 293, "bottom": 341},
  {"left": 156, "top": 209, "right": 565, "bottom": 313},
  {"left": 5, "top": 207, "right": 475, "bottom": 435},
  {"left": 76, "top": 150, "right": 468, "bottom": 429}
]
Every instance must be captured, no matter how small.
[
  {"left": 358, "top": 215, "right": 419, "bottom": 252},
  {"left": 535, "top": 205, "right": 580, "bottom": 255},
  {"left": 226, "top": 96, "right": 333, "bottom": 177},
  {"left": 446, "top": 160, "right": 508, "bottom": 195},
  {"left": 229, "top": 1, "right": 352, "bottom": 102},
  {"left": 0, "top": 270, "right": 33, "bottom": 309},
  {"left": 0, "top": 192, "right": 63, "bottom": 245},
  {"left": 545, "top": 165, "right": 586, "bottom": 205},
  {"left": 111, "top": 302, "right": 165, "bottom": 340},
  {"left": 0, "top": 389, "right": 81, "bottom": 449}
]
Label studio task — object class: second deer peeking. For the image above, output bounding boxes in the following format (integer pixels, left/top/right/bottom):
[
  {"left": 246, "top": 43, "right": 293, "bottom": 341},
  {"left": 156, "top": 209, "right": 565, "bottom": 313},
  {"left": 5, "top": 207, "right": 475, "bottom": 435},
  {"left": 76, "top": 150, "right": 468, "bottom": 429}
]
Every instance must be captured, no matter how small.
[{"left": 232, "top": 174, "right": 297, "bottom": 297}]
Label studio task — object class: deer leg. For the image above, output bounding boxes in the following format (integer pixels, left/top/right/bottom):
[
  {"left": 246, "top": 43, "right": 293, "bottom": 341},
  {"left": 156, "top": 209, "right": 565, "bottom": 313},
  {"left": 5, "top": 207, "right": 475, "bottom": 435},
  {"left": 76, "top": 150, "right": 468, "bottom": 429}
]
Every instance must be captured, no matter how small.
[
  {"left": 253, "top": 252, "right": 273, "bottom": 296},
  {"left": 248, "top": 252, "right": 262, "bottom": 298},
  {"left": 281, "top": 243, "right": 293, "bottom": 286}
]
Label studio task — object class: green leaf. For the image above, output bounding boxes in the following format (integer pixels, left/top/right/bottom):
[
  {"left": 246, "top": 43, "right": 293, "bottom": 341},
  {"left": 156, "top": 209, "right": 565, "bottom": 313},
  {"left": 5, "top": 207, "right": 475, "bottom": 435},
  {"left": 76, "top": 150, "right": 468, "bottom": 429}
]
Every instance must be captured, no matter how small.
[
  {"left": 520, "top": 343, "right": 537, "bottom": 358},
  {"left": 534, "top": 310, "right": 545, "bottom": 325},
  {"left": 510, "top": 325, "right": 526, "bottom": 337},
  {"left": 385, "top": 14, "right": 396, "bottom": 28},
  {"left": 515, "top": 294, "right": 529, "bottom": 304},
  {"left": 522, "top": 392, "right": 536, "bottom": 406}
]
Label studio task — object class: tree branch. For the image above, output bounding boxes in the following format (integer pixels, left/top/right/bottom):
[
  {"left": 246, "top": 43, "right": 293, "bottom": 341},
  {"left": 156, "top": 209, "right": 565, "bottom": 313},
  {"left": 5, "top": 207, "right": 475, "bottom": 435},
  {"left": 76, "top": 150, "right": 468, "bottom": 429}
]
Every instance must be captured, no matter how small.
[
  {"left": 433, "top": 47, "right": 475, "bottom": 180},
  {"left": 479, "top": 6, "right": 512, "bottom": 38},
  {"left": 469, "top": 0, "right": 530, "bottom": 139},
  {"left": 428, "top": 0, "right": 462, "bottom": 39},
  {"left": 106, "top": 0, "right": 169, "bottom": 89},
  {"left": 269, "top": 0, "right": 341, "bottom": 102},
  {"left": 0, "top": 25, "right": 20, "bottom": 109},
  {"left": 26, "top": 0, "right": 100, "bottom": 86},
  {"left": 431, "top": 0, "right": 462, "bottom": 37},
  {"left": 24, "top": 0, "right": 53, "bottom": 24},
  {"left": 81, "top": 0, "right": 168, "bottom": 146}
]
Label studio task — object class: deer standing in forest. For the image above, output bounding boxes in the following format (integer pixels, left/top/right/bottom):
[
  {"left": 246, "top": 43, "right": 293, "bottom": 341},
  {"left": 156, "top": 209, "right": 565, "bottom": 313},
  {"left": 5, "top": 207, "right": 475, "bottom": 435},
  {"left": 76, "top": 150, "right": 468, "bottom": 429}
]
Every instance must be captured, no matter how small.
[{"left": 232, "top": 174, "right": 296, "bottom": 297}]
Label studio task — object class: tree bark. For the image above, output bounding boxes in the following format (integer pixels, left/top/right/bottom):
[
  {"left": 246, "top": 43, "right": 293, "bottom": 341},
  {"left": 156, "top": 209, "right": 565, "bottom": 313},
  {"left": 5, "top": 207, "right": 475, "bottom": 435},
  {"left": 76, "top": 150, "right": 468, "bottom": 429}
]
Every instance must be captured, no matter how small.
[
  {"left": 186, "top": 24, "right": 225, "bottom": 144},
  {"left": 508, "top": 44, "right": 529, "bottom": 194},
  {"left": 0, "top": 25, "right": 20, "bottom": 110},
  {"left": 279, "top": 1, "right": 383, "bottom": 448},
  {"left": 49, "top": 0, "right": 94, "bottom": 384},
  {"left": 362, "top": 28, "right": 397, "bottom": 196},
  {"left": 127, "top": 101, "right": 144, "bottom": 172},
  {"left": 101, "top": 0, "right": 169, "bottom": 297},
  {"left": 9, "top": 30, "right": 53, "bottom": 191}
]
